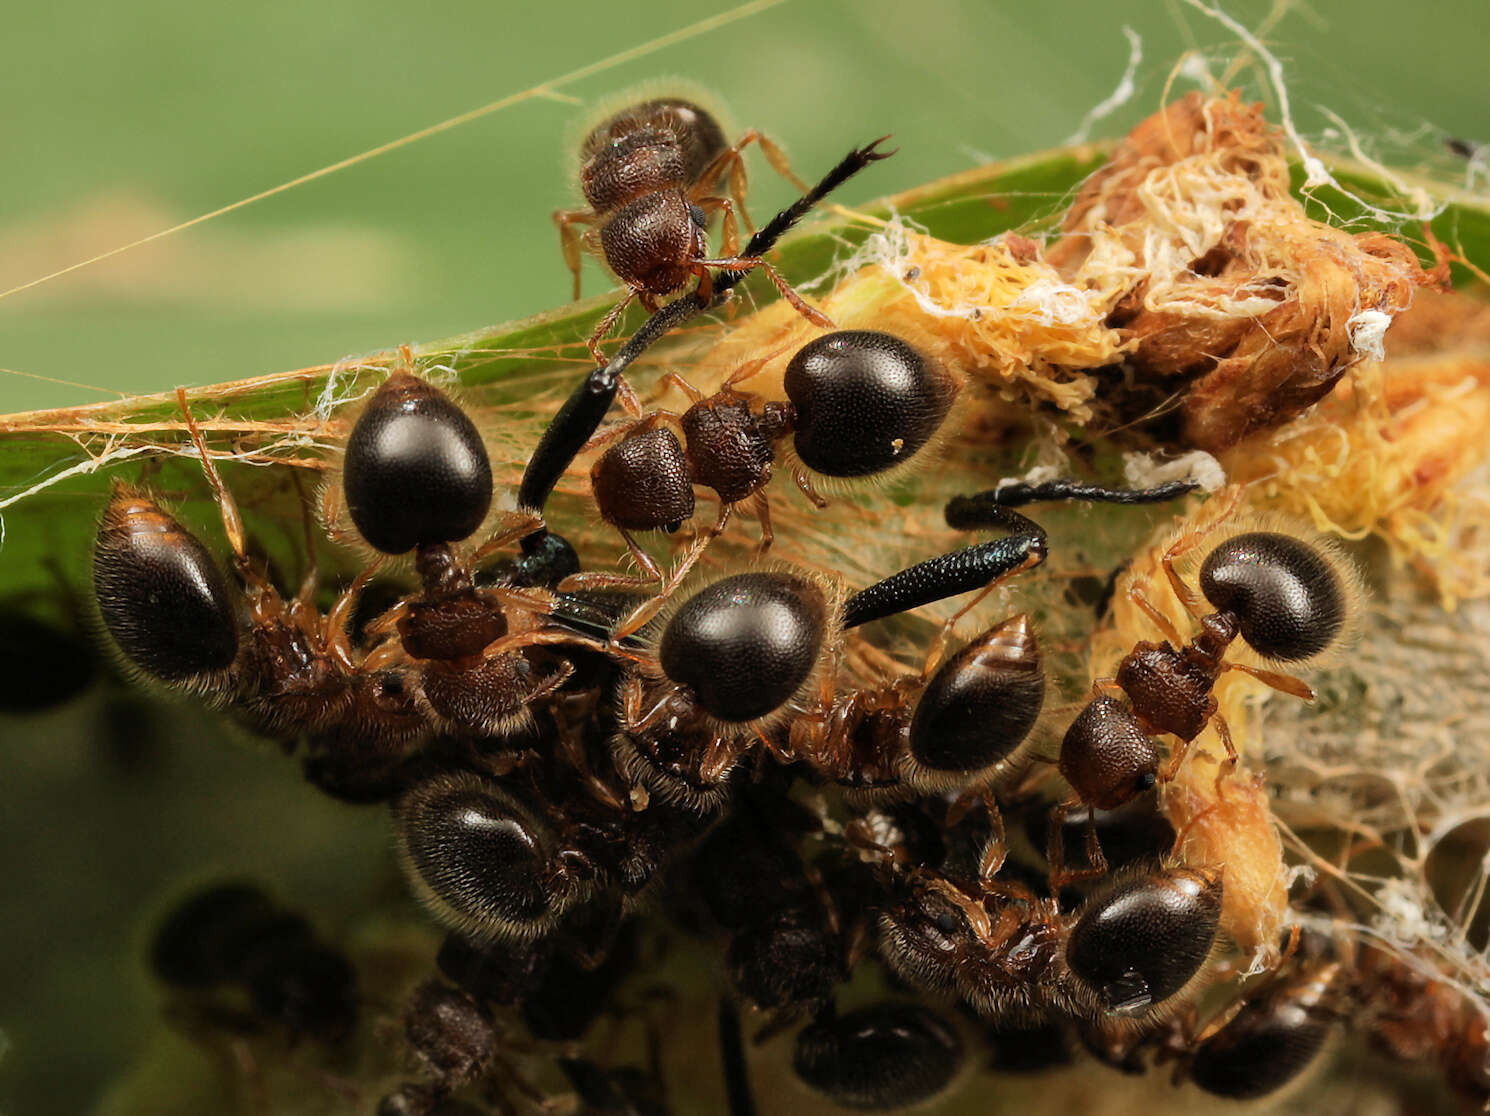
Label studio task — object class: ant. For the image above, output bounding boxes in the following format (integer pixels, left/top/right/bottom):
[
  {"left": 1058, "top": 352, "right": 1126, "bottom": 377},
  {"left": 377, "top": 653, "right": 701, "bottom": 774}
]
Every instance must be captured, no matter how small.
[
  {"left": 150, "top": 882, "right": 357, "bottom": 1045},
  {"left": 876, "top": 854, "right": 1224, "bottom": 1025},
  {"left": 1048, "top": 486, "right": 1362, "bottom": 883},
  {"left": 791, "top": 1001, "right": 965, "bottom": 1112},
  {"left": 593, "top": 521, "right": 1051, "bottom": 814},
  {"left": 516, "top": 135, "right": 896, "bottom": 564},
  {"left": 392, "top": 737, "right": 713, "bottom": 946},
  {"left": 578, "top": 328, "right": 960, "bottom": 628},
  {"left": 553, "top": 96, "right": 881, "bottom": 360}
]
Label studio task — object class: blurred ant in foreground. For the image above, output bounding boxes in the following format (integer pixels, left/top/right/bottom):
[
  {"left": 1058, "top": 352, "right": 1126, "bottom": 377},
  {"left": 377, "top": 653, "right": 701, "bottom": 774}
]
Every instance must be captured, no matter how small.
[{"left": 554, "top": 95, "right": 886, "bottom": 360}]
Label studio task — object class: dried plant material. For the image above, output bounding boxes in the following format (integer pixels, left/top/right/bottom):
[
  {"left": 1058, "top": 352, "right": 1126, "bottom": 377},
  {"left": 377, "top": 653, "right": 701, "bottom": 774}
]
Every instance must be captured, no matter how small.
[
  {"left": 1222, "top": 288, "right": 1490, "bottom": 606},
  {"left": 1049, "top": 91, "right": 1438, "bottom": 451}
]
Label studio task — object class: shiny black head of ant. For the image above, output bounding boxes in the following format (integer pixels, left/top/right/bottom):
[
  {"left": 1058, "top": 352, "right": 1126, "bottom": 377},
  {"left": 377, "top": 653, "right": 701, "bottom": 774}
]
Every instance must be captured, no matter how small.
[
  {"left": 1063, "top": 865, "right": 1223, "bottom": 1016},
  {"left": 394, "top": 772, "right": 575, "bottom": 943},
  {"left": 342, "top": 370, "right": 493, "bottom": 557},
  {"left": 904, "top": 612, "right": 1044, "bottom": 788},
  {"left": 93, "top": 485, "right": 240, "bottom": 685},
  {"left": 657, "top": 569, "right": 832, "bottom": 725},
  {"left": 791, "top": 1002, "right": 965, "bottom": 1111},
  {"left": 1197, "top": 531, "right": 1350, "bottom": 662}
]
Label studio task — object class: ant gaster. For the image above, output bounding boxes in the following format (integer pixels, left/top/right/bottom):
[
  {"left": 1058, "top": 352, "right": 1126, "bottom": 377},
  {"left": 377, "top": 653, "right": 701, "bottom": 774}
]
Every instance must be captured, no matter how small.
[
  {"left": 791, "top": 1001, "right": 965, "bottom": 1112},
  {"left": 553, "top": 96, "right": 860, "bottom": 360}
]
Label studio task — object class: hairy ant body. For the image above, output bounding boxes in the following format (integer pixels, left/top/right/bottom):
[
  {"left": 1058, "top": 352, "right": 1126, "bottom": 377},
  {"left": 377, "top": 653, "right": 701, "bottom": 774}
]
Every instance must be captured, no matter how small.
[{"left": 553, "top": 96, "right": 863, "bottom": 360}]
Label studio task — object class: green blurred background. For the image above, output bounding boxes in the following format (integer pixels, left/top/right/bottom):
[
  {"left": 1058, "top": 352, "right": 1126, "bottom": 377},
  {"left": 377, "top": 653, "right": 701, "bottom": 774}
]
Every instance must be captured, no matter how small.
[{"left": 1, "top": 1, "right": 1486, "bottom": 1113}]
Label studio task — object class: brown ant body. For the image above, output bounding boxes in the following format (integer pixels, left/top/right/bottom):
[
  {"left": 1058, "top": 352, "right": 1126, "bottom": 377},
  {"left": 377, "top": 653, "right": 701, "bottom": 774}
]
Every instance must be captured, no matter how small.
[
  {"left": 1049, "top": 489, "right": 1361, "bottom": 882},
  {"left": 553, "top": 96, "right": 857, "bottom": 360},
  {"left": 578, "top": 329, "right": 960, "bottom": 630}
]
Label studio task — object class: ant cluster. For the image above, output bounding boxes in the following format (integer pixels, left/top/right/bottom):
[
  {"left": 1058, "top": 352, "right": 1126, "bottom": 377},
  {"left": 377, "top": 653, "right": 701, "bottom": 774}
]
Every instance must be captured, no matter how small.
[{"left": 90, "top": 95, "right": 1390, "bottom": 1112}]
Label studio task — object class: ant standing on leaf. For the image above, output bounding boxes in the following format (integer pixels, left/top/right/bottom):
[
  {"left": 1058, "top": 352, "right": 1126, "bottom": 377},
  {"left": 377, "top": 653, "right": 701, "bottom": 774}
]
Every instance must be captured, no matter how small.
[
  {"left": 1047, "top": 485, "right": 1363, "bottom": 885},
  {"left": 553, "top": 94, "right": 865, "bottom": 361}
]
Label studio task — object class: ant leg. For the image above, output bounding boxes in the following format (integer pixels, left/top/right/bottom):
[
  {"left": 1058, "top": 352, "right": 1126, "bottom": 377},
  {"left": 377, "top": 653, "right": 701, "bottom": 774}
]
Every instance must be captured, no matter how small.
[
  {"left": 611, "top": 503, "right": 731, "bottom": 641},
  {"left": 1128, "top": 581, "right": 1188, "bottom": 648},
  {"left": 792, "top": 466, "right": 829, "bottom": 509},
  {"left": 1046, "top": 800, "right": 1111, "bottom": 891},
  {"left": 977, "top": 789, "right": 1010, "bottom": 887},
  {"left": 1208, "top": 713, "right": 1240, "bottom": 800},
  {"left": 587, "top": 290, "right": 640, "bottom": 364},
  {"left": 553, "top": 208, "right": 597, "bottom": 300},
  {"left": 657, "top": 370, "right": 706, "bottom": 404},
  {"left": 694, "top": 195, "right": 741, "bottom": 257},
  {"left": 1160, "top": 485, "right": 1245, "bottom": 621},
  {"left": 751, "top": 490, "right": 774, "bottom": 553},
  {"left": 717, "top": 999, "right": 757, "bottom": 1116},
  {"left": 467, "top": 510, "right": 547, "bottom": 566},
  {"left": 842, "top": 532, "right": 1048, "bottom": 631},
  {"left": 695, "top": 256, "right": 833, "bottom": 329},
  {"left": 1222, "top": 661, "right": 1315, "bottom": 702}
]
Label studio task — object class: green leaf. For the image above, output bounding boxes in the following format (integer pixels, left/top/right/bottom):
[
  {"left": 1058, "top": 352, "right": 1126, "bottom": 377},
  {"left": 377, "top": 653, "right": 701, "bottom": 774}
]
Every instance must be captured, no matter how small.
[{"left": 0, "top": 143, "right": 1484, "bottom": 608}]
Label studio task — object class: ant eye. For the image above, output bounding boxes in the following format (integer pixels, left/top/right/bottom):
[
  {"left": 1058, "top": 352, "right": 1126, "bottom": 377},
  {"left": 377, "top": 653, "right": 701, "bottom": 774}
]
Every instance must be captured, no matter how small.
[
  {"left": 1199, "top": 531, "right": 1347, "bottom": 661},
  {"left": 1058, "top": 697, "right": 1161, "bottom": 810},
  {"left": 394, "top": 773, "right": 570, "bottom": 941},
  {"left": 792, "top": 1003, "right": 964, "bottom": 1111},
  {"left": 658, "top": 571, "right": 829, "bottom": 724},
  {"left": 93, "top": 489, "right": 239, "bottom": 683},
  {"left": 343, "top": 372, "right": 492, "bottom": 555},
  {"left": 1065, "top": 867, "right": 1223, "bottom": 1016},
  {"left": 907, "top": 614, "right": 1043, "bottom": 780},
  {"left": 783, "top": 330, "right": 958, "bottom": 478},
  {"left": 933, "top": 911, "right": 961, "bottom": 935},
  {"left": 590, "top": 427, "right": 695, "bottom": 532}
]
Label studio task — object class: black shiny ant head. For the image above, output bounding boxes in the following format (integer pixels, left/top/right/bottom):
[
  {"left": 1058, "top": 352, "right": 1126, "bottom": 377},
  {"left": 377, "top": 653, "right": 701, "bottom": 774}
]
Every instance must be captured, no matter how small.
[
  {"left": 906, "top": 613, "right": 1044, "bottom": 788},
  {"left": 578, "top": 98, "right": 726, "bottom": 214},
  {"left": 394, "top": 773, "right": 575, "bottom": 942},
  {"left": 1058, "top": 697, "right": 1161, "bottom": 810},
  {"left": 658, "top": 569, "right": 835, "bottom": 725},
  {"left": 94, "top": 486, "right": 239, "bottom": 684},
  {"left": 1187, "top": 965, "right": 1337, "bottom": 1099},
  {"left": 1199, "top": 531, "right": 1352, "bottom": 662},
  {"left": 1065, "top": 866, "right": 1223, "bottom": 1016},
  {"left": 343, "top": 371, "right": 492, "bottom": 555},
  {"left": 590, "top": 425, "right": 695, "bottom": 532},
  {"left": 783, "top": 330, "right": 958, "bottom": 478},
  {"left": 792, "top": 1003, "right": 964, "bottom": 1111}
]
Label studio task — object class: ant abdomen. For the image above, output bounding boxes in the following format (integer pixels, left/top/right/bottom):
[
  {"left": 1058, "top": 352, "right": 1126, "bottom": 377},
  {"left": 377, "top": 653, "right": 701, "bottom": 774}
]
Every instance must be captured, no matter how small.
[
  {"left": 906, "top": 613, "right": 1043, "bottom": 785},
  {"left": 343, "top": 371, "right": 493, "bottom": 555},
  {"left": 1186, "top": 965, "right": 1341, "bottom": 1096},
  {"left": 1199, "top": 531, "right": 1349, "bottom": 661},
  {"left": 590, "top": 425, "right": 695, "bottom": 532},
  {"left": 791, "top": 1002, "right": 965, "bottom": 1111},
  {"left": 658, "top": 570, "right": 832, "bottom": 725},
  {"left": 783, "top": 330, "right": 958, "bottom": 478},
  {"left": 1064, "top": 866, "right": 1223, "bottom": 1016},
  {"left": 1058, "top": 697, "right": 1161, "bottom": 809},
  {"left": 394, "top": 773, "right": 578, "bottom": 942},
  {"left": 94, "top": 486, "right": 240, "bottom": 684}
]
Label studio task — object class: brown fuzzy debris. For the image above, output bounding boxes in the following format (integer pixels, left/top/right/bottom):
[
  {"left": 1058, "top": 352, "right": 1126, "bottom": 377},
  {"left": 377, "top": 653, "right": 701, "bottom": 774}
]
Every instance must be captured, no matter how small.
[{"left": 1048, "top": 91, "right": 1439, "bottom": 451}]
